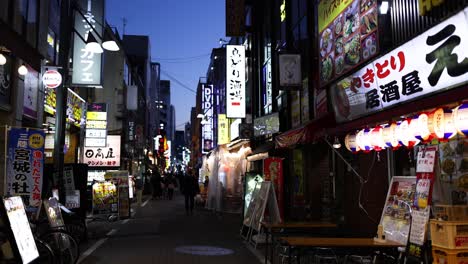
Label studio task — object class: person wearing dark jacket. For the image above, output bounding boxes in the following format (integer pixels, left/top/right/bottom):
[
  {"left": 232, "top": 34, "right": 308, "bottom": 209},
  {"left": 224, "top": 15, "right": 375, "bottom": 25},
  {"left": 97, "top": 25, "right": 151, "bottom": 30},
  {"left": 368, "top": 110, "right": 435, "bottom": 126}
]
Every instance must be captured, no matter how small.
[{"left": 182, "top": 172, "right": 199, "bottom": 215}]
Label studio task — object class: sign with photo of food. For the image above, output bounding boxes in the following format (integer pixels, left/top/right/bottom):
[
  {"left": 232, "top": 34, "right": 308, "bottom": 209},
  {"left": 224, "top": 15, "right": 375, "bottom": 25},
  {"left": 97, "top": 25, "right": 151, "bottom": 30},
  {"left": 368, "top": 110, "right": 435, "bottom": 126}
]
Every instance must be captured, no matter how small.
[{"left": 318, "top": 0, "right": 379, "bottom": 86}]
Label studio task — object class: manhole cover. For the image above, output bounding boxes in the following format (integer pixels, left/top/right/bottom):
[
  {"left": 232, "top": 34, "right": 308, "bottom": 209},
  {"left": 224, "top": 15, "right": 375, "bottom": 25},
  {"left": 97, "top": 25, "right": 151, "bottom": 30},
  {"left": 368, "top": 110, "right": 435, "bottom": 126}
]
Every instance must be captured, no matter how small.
[{"left": 174, "top": 246, "right": 234, "bottom": 256}]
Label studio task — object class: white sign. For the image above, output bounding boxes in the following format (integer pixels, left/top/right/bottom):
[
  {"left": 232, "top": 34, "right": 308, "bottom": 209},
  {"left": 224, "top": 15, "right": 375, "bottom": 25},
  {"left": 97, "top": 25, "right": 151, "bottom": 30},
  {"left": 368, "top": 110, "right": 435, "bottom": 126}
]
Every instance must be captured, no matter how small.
[
  {"left": 226, "top": 45, "right": 246, "bottom": 118},
  {"left": 202, "top": 84, "right": 214, "bottom": 154},
  {"left": 85, "top": 137, "right": 106, "bottom": 147},
  {"left": 83, "top": 135, "right": 121, "bottom": 167},
  {"left": 330, "top": 8, "right": 468, "bottom": 123},
  {"left": 230, "top": 118, "right": 241, "bottom": 140},
  {"left": 86, "top": 129, "right": 107, "bottom": 138},
  {"left": 42, "top": 70, "right": 62, "bottom": 88},
  {"left": 3, "top": 197, "right": 39, "bottom": 264},
  {"left": 87, "top": 170, "right": 106, "bottom": 182},
  {"left": 416, "top": 149, "right": 436, "bottom": 173}
]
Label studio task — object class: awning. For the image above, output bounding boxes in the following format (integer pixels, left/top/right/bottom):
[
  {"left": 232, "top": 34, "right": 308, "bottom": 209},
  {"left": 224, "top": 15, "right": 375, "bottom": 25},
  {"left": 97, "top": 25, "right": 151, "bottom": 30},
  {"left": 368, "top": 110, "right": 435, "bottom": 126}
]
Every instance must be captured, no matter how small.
[{"left": 275, "top": 114, "right": 334, "bottom": 148}]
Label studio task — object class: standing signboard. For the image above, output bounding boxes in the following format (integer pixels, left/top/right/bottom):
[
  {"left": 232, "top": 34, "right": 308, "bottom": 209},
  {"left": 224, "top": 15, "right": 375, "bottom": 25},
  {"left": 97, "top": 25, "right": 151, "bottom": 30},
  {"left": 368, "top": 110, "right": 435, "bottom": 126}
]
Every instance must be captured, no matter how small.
[
  {"left": 92, "top": 181, "right": 118, "bottom": 215},
  {"left": 263, "top": 158, "right": 284, "bottom": 220},
  {"left": 6, "top": 128, "right": 45, "bottom": 210},
  {"left": 43, "top": 198, "right": 65, "bottom": 228},
  {"left": 105, "top": 170, "right": 130, "bottom": 218}
]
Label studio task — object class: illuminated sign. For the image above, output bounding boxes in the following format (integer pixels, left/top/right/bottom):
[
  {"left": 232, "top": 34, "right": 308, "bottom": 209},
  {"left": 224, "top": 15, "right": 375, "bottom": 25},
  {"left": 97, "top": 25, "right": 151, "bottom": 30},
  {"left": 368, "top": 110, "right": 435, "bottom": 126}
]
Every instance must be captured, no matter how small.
[
  {"left": 218, "top": 114, "right": 230, "bottom": 145},
  {"left": 230, "top": 118, "right": 241, "bottom": 140},
  {"left": 83, "top": 135, "right": 121, "bottom": 167},
  {"left": 85, "top": 103, "right": 107, "bottom": 147},
  {"left": 42, "top": 69, "right": 62, "bottom": 88},
  {"left": 202, "top": 84, "right": 214, "bottom": 154},
  {"left": 253, "top": 112, "right": 280, "bottom": 137},
  {"left": 280, "top": 0, "right": 286, "bottom": 22},
  {"left": 44, "top": 88, "right": 85, "bottom": 127},
  {"left": 226, "top": 45, "right": 246, "bottom": 118}
]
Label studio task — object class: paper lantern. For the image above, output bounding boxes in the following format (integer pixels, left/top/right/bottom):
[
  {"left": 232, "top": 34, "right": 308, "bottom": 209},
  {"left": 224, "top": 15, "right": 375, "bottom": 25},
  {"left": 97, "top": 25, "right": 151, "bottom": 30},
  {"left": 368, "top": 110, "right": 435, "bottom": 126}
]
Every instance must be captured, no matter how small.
[
  {"left": 396, "top": 119, "right": 420, "bottom": 148},
  {"left": 369, "top": 126, "right": 386, "bottom": 151},
  {"left": 356, "top": 128, "right": 373, "bottom": 152},
  {"left": 413, "top": 113, "right": 432, "bottom": 141},
  {"left": 344, "top": 133, "right": 360, "bottom": 152},
  {"left": 442, "top": 108, "right": 457, "bottom": 140},
  {"left": 453, "top": 102, "right": 468, "bottom": 136},
  {"left": 428, "top": 108, "right": 445, "bottom": 139},
  {"left": 382, "top": 122, "right": 400, "bottom": 149}
]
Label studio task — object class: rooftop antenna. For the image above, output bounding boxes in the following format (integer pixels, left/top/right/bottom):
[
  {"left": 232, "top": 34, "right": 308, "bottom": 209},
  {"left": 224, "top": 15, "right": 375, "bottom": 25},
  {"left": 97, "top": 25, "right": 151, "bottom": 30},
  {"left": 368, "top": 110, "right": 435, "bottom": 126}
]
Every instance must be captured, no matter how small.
[{"left": 122, "top": 17, "right": 127, "bottom": 35}]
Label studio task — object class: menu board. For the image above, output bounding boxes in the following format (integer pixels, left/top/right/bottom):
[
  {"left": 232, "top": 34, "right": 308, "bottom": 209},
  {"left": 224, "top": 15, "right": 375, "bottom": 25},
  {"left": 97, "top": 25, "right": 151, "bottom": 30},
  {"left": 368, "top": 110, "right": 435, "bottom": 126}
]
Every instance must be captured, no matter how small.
[
  {"left": 43, "top": 198, "right": 65, "bottom": 228},
  {"left": 379, "top": 176, "right": 416, "bottom": 245},
  {"left": 244, "top": 173, "right": 263, "bottom": 217},
  {"left": 92, "top": 182, "right": 118, "bottom": 215},
  {"left": 319, "top": 0, "right": 379, "bottom": 86},
  {"left": 105, "top": 171, "right": 130, "bottom": 218},
  {"left": 2, "top": 196, "right": 39, "bottom": 264}
]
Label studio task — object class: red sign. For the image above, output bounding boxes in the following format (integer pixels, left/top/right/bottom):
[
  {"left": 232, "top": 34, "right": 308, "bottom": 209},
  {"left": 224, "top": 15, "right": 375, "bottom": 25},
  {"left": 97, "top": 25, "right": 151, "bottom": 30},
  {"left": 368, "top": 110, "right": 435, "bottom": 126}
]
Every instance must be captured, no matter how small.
[
  {"left": 264, "top": 158, "right": 284, "bottom": 219},
  {"left": 42, "top": 70, "right": 62, "bottom": 88}
]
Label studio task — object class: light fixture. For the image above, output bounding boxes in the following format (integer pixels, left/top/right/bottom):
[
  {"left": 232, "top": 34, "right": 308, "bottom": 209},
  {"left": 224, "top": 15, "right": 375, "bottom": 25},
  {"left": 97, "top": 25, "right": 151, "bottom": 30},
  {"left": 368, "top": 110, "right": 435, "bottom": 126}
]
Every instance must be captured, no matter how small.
[
  {"left": 380, "top": 1, "right": 389, "bottom": 14},
  {"left": 210, "top": 66, "right": 214, "bottom": 71},
  {"left": 0, "top": 53, "right": 6, "bottom": 65},
  {"left": 102, "top": 34, "right": 120, "bottom": 51},
  {"left": 85, "top": 33, "right": 104, "bottom": 54},
  {"left": 18, "top": 63, "right": 28, "bottom": 75},
  {"left": 197, "top": 114, "right": 204, "bottom": 119},
  {"left": 214, "top": 56, "right": 218, "bottom": 60},
  {"left": 332, "top": 137, "right": 341, "bottom": 149}
]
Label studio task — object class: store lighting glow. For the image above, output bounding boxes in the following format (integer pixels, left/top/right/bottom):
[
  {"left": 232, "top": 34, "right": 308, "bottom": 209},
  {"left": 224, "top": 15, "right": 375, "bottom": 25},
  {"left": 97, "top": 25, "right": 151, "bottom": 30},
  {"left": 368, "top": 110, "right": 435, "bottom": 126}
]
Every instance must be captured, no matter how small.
[
  {"left": 453, "top": 102, "right": 468, "bottom": 136},
  {"left": 18, "top": 64, "right": 28, "bottom": 75},
  {"left": 85, "top": 33, "right": 104, "bottom": 54},
  {"left": 0, "top": 53, "right": 6, "bottom": 65},
  {"left": 380, "top": 1, "right": 389, "bottom": 14},
  {"left": 344, "top": 133, "right": 359, "bottom": 152}
]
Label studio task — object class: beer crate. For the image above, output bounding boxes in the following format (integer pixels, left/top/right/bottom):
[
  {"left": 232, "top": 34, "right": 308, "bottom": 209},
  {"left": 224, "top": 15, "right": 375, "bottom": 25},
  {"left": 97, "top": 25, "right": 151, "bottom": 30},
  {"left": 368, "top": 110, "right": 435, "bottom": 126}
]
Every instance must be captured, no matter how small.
[
  {"left": 432, "top": 246, "right": 468, "bottom": 264},
  {"left": 433, "top": 205, "right": 468, "bottom": 221},
  {"left": 430, "top": 220, "right": 468, "bottom": 250}
]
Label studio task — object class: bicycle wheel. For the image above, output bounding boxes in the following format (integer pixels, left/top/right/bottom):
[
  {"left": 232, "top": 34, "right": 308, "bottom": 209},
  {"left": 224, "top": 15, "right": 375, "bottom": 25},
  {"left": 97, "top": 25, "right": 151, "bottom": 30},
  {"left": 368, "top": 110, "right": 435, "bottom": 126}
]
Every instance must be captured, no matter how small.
[
  {"left": 65, "top": 222, "right": 87, "bottom": 244},
  {"left": 32, "top": 238, "right": 55, "bottom": 264},
  {"left": 40, "top": 231, "right": 79, "bottom": 264}
]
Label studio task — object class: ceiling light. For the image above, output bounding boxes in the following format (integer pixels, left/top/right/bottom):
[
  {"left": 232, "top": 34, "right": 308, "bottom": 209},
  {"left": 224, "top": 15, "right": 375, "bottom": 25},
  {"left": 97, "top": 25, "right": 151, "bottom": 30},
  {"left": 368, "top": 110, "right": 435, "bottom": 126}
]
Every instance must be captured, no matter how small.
[
  {"left": 332, "top": 137, "right": 342, "bottom": 149},
  {"left": 0, "top": 53, "right": 6, "bottom": 65},
  {"left": 85, "top": 33, "right": 103, "bottom": 54},
  {"left": 380, "top": 1, "right": 389, "bottom": 14},
  {"left": 18, "top": 64, "right": 28, "bottom": 75}
]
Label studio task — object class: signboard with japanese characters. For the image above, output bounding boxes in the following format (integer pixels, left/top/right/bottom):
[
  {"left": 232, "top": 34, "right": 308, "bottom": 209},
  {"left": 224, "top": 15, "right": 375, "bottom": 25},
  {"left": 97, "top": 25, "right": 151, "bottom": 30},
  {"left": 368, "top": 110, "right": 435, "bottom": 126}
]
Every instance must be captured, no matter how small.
[
  {"left": 330, "top": 7, "right": 468, "bottom": 123},
  {"left": 85, "top": 103, "right": 107, "bottom": 147},
  {"left": 202, "top": 84, "right": 214, "bottom": 154},
  {"left": 218, "top": 114, "right": 229, "bottom": 145},
  {"left": 254, "top": 112, "right": 280, "bottom": 137},
  {"left": 6, "top": 128, "right": 44, "bottom": 210},
  {"left": 319, "top": 0, "right": 379, "bottom": 87},
  {"left": 23, "top": 65, "right": 39, "bottom": 119},
  {"left": 44, "top": 88, "right": 86, "bottom": 127},
  {"left": 226, "top": 45, "right": 246, "bottom": 118},
  {"left": 72, "top": 0, "right": 104, "bottom": 87},
  {"left": 83, "top": 135, "right": 121, "bottom": 167}
]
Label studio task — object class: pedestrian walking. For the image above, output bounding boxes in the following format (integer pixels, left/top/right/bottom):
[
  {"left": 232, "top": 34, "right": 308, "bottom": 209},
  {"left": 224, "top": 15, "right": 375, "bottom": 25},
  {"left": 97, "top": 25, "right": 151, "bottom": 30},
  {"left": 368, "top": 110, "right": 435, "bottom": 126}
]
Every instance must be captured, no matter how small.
[
  {"left": 182, "top": 171, "right": 200, "bottom": 216},
  {"left": 166, "top": 174, "right": 176, "bottom": 200}
]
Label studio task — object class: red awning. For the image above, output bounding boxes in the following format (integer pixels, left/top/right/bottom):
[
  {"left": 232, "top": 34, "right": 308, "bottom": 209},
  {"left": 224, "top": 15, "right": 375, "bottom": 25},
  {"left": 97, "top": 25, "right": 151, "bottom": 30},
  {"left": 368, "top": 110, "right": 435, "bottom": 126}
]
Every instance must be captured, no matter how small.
[{"left": 275, "top": 114, "right": 334, "bottom": 148}]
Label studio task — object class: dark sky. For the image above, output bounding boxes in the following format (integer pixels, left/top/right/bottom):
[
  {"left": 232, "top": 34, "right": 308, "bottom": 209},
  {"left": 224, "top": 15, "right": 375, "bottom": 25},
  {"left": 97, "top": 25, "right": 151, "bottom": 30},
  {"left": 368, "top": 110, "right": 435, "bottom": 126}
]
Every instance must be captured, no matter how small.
[{"left": 106, "top": 0, "right": 225, "bottom": 129}]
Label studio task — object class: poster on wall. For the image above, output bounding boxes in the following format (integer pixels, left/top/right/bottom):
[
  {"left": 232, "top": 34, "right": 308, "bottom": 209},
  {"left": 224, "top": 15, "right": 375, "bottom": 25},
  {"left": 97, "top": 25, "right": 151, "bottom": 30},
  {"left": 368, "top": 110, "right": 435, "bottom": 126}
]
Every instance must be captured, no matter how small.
[
  {"left": 92, "top": 181, "right": 118, "bottom": 215},
  {"left": 279, "top": 54, "right": 302, "bottom": 88},
  {"left": 6, "top": 128, "right": 44, "bottom": 210},
  {"left": 83, "top": 135, "right": 121, "bottom": 167},
  {"left": 263, "top": 158, "right": 284, "bottom": 220},
  {"left": 319, "top": 0, "right": 379, "bottom": 86},
  {"left": 379, "top": 176, "right": 416, "bottom": 245}
]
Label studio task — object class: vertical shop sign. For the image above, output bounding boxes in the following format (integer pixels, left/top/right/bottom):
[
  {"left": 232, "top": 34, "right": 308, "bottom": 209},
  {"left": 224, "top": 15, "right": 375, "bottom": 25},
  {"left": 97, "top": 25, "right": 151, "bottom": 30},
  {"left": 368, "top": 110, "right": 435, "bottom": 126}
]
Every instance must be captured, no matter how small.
[
  {"left": 6, "top": 128, "right": 45, "bottom": 209},
  {"left": 225, "top": 0, "right": 245, "bottom": 36},
  {"left": 291, "top": 90, "right": 301, "bottom": 127},
  {"left": 226, "top": 45, "right": 246, "bottom": 118},
  {"left": 128, "top": 121, "right": 134, "bottom": 141},
  {"left": 202, "top": 84, "right": 214, "bottom": 153},
  {"left": 218, "top": 114, "right": 229, "bottom": 145},
  {"left": 23, "top": 65, "right": 39, "bottom": 119},
  {"left": 263, "top": 158, "right": 284, "bottom": 219},
  {"left": 72, "top": 0, "right": 104, "bottom": 87},
  {"left": 85, "top": 103, "right": 107, "bottom": 147}
]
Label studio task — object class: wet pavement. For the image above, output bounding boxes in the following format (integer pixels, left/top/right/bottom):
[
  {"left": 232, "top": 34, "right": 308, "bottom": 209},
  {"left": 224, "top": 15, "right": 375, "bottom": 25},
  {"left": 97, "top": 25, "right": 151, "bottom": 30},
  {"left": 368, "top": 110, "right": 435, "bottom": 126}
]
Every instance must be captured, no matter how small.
[{"left": 78, "top": 193, "right": 262, "bottom": 264}]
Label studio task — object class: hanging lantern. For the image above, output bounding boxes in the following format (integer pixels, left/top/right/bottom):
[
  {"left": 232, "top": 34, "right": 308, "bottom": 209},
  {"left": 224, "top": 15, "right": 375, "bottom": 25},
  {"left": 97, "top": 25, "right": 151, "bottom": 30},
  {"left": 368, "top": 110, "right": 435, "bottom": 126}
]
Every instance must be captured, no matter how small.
[
  {"left": 369, "top": 126, "right": 386, "bottom": 151},
  {"left": 382, "top": 122, "right": 400, "bottom": 149},
  {"left": 453, "top": 102, "right": 468, "bottom": 136},
  {"left": 442, "top": 108, "right": 457, "bottom": 140},
  {"left": 413, "top": 113, "right": 432, "bottom": 141},
  {"left": 427, "top": 108, "right": 445, "bottom": 139},
  {"left": 356, "top": 128, "right": 373, "bottom": 152},
  {"left": 344, "top": 133, "right": 360, "bottom": 153},
  {"left": 396, "top": 119, "right": 420, "bottom": 148}
]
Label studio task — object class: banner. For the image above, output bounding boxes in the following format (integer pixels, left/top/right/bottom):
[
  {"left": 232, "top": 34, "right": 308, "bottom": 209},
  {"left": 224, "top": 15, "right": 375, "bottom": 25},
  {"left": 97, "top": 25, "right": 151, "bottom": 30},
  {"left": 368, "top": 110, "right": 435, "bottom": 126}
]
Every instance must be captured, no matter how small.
[
  {"left": 105, "top": 171, "right": 130, "bottom": 218},
  {"left": 330, "top": 8, "right": 468, "bottom": 123},
  {"left": 263, "top": 158, "right": 284, "bottom": 220},
  {"left": 202, "top": 84, "right": 214, "bottom": 153},
  {"left": 6, "top": 128, "right": 45, "bottom": 209}
]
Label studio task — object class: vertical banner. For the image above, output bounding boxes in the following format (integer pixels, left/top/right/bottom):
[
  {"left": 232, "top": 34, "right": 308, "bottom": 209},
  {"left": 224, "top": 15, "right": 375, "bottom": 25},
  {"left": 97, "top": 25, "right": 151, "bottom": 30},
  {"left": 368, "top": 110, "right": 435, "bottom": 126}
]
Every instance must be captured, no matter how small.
[
  {"left": 218, "top": 114, "right": 229, "bottom": 145},
  {"left": 202, "top": 84, "right": 214, "bottom": 153},
  {"left": 263, "top": 158, "right": 284, "bottom": 220},
  {"left": 7, "top": 128, "right": 45, "bottom": 209},
  {"left": 72, "top": 0, "right": 104, "bottom": 87},
  {"left": 226, "top": 45, "right": 246, "bottom": 118},
  {"left": 225, "top": 0, "right": 245, "bottom": 36}
]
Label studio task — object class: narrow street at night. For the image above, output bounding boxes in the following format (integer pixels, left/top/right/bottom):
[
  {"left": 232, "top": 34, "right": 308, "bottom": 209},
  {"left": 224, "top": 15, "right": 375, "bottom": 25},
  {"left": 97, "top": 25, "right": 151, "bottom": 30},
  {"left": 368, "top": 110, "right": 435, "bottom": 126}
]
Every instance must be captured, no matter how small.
[{"left": 78, "top": 194, "right": 261, "bottom": 264}]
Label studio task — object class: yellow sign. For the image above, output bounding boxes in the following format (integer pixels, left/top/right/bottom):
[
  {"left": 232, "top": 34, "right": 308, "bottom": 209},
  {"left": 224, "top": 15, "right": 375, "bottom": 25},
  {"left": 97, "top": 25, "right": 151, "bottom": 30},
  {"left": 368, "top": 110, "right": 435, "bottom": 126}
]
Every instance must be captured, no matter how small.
[
  {"left": 280, "top": 0, "right": 286, "bottom": 22},
  {"left": 218, "top": 114, "right": 230, "bottom": 145},
  {"left": 86, "top": 111, "right": 107, "bottom": 121},
  {"left": 86, "top": 120, "right": 107, "bottom": 129},
  {"left": 418, "top": 0, "right": 444, "bottom": 16},
  {"left": 318, "top": 0, "right": 354, "bottom": 32},
  {"left": 29, "top": 133, "right": 45, "bottom": 149}
]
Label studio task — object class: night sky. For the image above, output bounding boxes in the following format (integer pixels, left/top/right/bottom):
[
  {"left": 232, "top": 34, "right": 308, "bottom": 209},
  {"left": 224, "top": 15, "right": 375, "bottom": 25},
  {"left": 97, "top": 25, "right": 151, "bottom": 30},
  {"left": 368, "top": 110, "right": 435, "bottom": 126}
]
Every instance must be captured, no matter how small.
[{"left": 106, "top": 0, "right": 226, "bottom": 129}]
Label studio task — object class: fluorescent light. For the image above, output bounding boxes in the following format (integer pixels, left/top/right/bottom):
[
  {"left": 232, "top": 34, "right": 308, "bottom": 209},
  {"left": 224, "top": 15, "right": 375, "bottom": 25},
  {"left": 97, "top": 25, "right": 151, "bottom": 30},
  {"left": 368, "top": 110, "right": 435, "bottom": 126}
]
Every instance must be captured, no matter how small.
[
  {"left": 0, "top": 53, "right": 6, "bottom": 65},
  {"left": 380, "top": 1, "right": 389, "bottom": 14},
  {"left": 18, "top": 64, "right": 28, "bottom": 75}
]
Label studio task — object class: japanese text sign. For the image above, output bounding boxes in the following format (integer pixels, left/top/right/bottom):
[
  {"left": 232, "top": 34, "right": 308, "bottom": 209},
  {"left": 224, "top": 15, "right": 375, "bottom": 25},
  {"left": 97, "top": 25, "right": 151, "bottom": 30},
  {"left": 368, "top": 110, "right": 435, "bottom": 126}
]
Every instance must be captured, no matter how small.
[
  {"left": 218, "top": 114, "right": 230, "bottom": 145},
  {"left": 202, "top": 84, "right": 214, "bottom": 153},
  {"left": 83, "top": 135, "right": 121, "bottom": 167},
  {"left": 416, "top": 149, "right": 436, "bottom": 173},
  {"left": 253, "top": 112, "right": 280, "bottom": 137},
  {"left": 6, "top": 128, "right": 44, "bottom": 209},
  {"left": 72, "top": 0, "right": 104, "bottom": 87},
  {"left": 330, "top": 8, "right": 468, "bottom": 123},
  {"left": 44, "top": 88, "right": 86, "bottom": 127},
  {"left": 226, "top": 45, "right": 246, "bottom": 118}
]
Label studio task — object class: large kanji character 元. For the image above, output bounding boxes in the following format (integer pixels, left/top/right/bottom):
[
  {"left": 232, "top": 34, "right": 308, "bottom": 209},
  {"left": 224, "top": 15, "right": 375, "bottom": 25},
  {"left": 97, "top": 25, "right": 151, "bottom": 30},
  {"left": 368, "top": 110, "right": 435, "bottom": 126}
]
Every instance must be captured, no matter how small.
[
  {"left": 402, "top": 70, "right": 423, "bottom": 96},
  {"left": 426, "top": 24, "right": 468, "bottom": 86},
  {"left": 362, "top": 68, "right": 375, "bottom": 88},
  {"left": 13, "top": 161, "right": 30, "bottom": 173},
  {"left": 380, "top": 80, "right": 400, "bottom": 103},
  {"left": 365, "top": 89, "right": 380, "bottom": 109}
]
